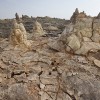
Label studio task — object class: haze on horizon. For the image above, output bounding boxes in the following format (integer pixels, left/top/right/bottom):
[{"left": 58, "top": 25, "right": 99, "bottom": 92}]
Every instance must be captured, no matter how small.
[{"left": 0, "top": 0, "right": 100, "bottom": 19}]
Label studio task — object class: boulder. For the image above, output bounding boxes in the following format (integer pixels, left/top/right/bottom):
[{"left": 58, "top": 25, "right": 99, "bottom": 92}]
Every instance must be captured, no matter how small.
[
  {"left": 67, "top": 34, "right": 81, "bottom": 51},
  {"left": 74, "top": 18, "right": 93, "bottom": 38},
  {"left": 83, "top": 37, "right": 92, "bottom": 42},
  {"left": 94, "top": 59, "right": 100, "bottom": 68},
  {"left": 48, "top": 39, "right": 65, "bottom": 52},
  {"left": 97, "top": 12, "right": 100, "bottom": 19}
]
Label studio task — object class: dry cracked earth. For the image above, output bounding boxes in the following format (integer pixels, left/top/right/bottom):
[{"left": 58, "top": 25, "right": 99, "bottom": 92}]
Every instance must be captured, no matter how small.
[{"left": 0, "top": 36, "right": 100, "bottom": 100}]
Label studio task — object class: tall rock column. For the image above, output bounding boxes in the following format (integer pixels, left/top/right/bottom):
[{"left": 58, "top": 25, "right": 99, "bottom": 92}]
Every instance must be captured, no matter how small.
[{"left": 10, "top": 19, "right": 32, "bottom": 50}]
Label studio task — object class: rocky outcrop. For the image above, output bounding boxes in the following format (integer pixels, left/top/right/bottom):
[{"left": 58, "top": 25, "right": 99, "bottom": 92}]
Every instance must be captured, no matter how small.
[
  {"left": 96, "top": 12, "right": 100, "bottom": 19},
  {"left": 49, "top": 10, "right": 100, "bottom": 55},
  {"left": 15, "top": 13, "right": 20, "bottom": 22},
  {"left": 70, "top": 8, "right": 87, "bottom": 23},
  {"left": 70, "top": 8, "right": 79, "bottom": 23},
  {"left": 33, "top": 21, "right": 45, "bottom": 36},
  {"left": 92, "top": 18, "right": 100, "bottom": 43},
  {"left": 10, "top": 19, "right": 32, "bottom": 50},
  {"left": 1, "top": 9, "right": 100, "bottom": 100},
  {"left": 67, "top": 34, "right": 81, "bottom": 51}
]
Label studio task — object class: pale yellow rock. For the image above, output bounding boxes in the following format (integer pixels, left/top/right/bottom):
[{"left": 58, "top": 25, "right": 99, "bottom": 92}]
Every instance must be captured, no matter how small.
[
  {"left": 74, "top": 18, "right": 93, "bottom": 38},
  {"left": 67, "top": 34, "right": 81, "bottom": 51},
  {"left": 94, "top": 59, "right": 100, "bottom": 68},
  {"left": 10, "top": 19, "right": 32, "bottom": 50},
  {"left": 81, "top": 29, "right": 92, "bottom": 37},
  {"left": 83, "top": 37, "right": 92, "bottom": 42},
  {"left": 75, "top": 42, "right": 100, "bottom": 55},
  {"left": 40, "top": 83, "right": 45, "bottom": 89},
  {"left": 34, "top": 21, "right": 45, "bottom": 36}
]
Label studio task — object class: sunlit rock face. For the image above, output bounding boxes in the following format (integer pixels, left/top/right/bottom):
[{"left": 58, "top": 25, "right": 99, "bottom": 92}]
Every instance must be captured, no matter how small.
[{"left": 49, "top": 9, "right": 100, "bottom": 55}]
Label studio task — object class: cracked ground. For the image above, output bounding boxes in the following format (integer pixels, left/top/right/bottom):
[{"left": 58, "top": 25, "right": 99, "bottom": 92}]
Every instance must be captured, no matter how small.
[{"left": 0, "top": 37, "right": 100, "bottom": 100}]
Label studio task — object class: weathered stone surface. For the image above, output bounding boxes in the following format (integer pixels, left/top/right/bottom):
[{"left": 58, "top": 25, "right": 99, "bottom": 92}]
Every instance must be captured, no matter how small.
[
  {"left": 50, "top": 11, "right": 100, "bottom": 55},
  {"left": 75, "top": 42, "right": 100, "bottom": 55},
  {"left": 70, "top": 8, "right": 79, "bottom": 23},
  {"left": 48, "top": 39, "right": 65, "bottom": 52},
  {"left": 70, "top": 8, "right": 88, "bottom": 23},
  {"left": 97, "top": 12, "right": 100, "bottom": 19},
  {"left": 46, "top": 25, "right": 59, "bottom": 31},
  {"left": 92, "top": 33, "right": 100, "bottom": 43},
  {"left": 33, "top": 21, "right": 45, "bottom": 36},
  {"left": 10, "top": 19, "right": 32, "bottom": 50},
  {"left": 67, "top": 34, "right": 81, "bottom": 51},
  {"left": 61, "top": 72, "right": 100, "bottom": 100},
  {"left": 94, "top": 59, "right": 100, "bottom": 68},
  {"left": 74, "top": 18, "right": 93, "bottom": 38},
  {"left": 83, "top": 37, "right": 92, "bottom": 42}
]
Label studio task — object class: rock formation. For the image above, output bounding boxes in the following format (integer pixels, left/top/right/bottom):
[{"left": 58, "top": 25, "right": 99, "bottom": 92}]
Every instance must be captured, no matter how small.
[
  {"left": 10, "top": 19, "right": 32, "bottom": 50},
  {"left": 70, "top": 8, "right": 79, "bottom": 23},
  {"left": 70, "top": 8, "right": 87, "bottom": 23},
  {"left": 97, "top": 12, "right": 100, "bottom": 19},
  {"left": 49, "top": 9, "right": 100, "bottom": 55},
  {"left": 15, "top": 13, "right": 20, "bottom": 22},
  {"left": 1, "top": 10, "right": 100, "bottom": 100},
  {"left": 33, "top": 20, "right": 45, "bottom": 36}
]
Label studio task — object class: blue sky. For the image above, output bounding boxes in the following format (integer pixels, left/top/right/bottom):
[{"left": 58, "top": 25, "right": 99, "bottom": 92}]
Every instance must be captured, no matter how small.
[{"left": 0, "top": 0, "right": 100, "bottom": 19}]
